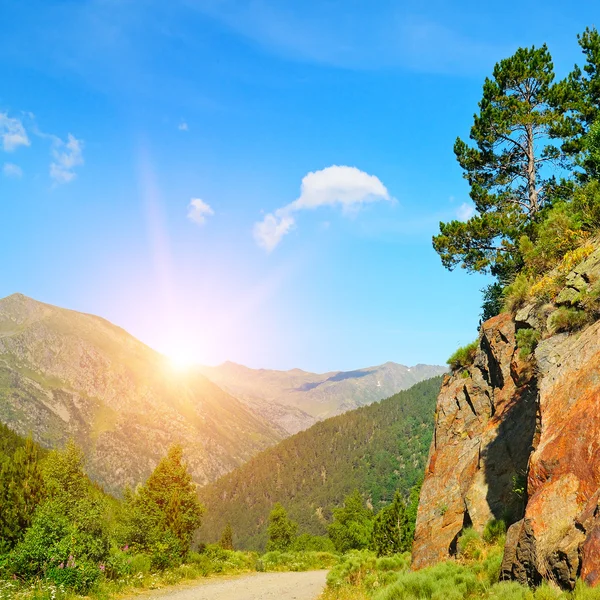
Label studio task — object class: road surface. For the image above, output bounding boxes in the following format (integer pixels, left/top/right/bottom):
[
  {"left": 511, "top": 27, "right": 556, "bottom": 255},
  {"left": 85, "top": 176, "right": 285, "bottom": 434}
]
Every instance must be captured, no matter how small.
[{"left": 131, "top": 570, "right": 329, "bottom": 600}]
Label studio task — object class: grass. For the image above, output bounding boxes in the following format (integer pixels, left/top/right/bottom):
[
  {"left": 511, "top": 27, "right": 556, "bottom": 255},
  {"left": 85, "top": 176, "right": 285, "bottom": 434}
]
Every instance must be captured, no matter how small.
[
  {"left": 447, "top": 341, "right": 478, "bottom": 372},
  {"left": 318, "top": 526, "right": 600, "bottom": 600},
  {"left": 515, "top": 329, "right": 541, "bottom": 360},
  {"left": 549, "top": 307, "right": 590, "bottom": 334}
]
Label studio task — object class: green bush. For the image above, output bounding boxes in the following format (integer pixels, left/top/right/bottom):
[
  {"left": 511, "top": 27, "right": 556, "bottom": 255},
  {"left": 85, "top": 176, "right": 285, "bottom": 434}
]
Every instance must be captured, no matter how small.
[
  {"left": 504, "top": 273, "right": 534, "bottom": 313},
  {"left": 291, "top": 534, "right": 335, "bottom": 553},
  {"left": 457, "top": 527, "right": 484, "bottom": 560},
  {"left": 447, "top": 341, "right": 478, "bottom": 372},
  {"left": 516, "top": 328, "right": 541, "bottom": 359},
  {"left": 327, "top": 551, "right": 410, "bottom": 592},
  {"left": 373, "top": 560, "right": 483, "bottom": 600},
  {"left": 261, "top": 550, "right": 338, "bottom": 572},
  {"left": 549, "top": 307, "right": 589, "bottom": 333},
  {"left": 483, "top": 519, "right": 507, "bottom": 545},
  {"left": 8, "top": 442, "right": 111, "bottom": 593}
]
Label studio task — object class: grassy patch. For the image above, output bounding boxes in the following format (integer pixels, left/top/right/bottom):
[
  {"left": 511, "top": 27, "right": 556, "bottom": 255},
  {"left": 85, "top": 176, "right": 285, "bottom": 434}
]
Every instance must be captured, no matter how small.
[{"left": 447, "top": 341, "right": 478, "bottom": 372}]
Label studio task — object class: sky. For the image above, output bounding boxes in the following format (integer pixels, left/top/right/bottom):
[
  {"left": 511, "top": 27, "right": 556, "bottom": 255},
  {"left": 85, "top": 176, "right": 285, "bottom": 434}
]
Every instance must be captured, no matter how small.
[{"left": 0, "top": 0, "right": 598, "bottom": 372}]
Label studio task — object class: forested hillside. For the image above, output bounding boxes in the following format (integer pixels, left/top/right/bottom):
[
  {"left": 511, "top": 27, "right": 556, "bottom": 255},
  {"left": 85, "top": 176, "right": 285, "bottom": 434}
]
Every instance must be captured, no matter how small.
[{"left": 198, "top": 376, "right": 443, "bottom": 551}]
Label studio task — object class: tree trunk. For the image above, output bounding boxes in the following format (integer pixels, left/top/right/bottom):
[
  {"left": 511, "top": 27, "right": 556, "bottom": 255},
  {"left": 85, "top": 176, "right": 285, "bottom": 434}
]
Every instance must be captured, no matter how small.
[{"left": 525, "top": 122, "right": 538, "bottom": 214}]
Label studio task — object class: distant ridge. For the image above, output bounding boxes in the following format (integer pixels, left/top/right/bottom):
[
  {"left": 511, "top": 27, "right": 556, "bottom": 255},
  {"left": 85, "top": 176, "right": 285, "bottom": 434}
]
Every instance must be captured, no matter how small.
[{"left": 199, "top": 360, "right": 446, "bottom": 434}]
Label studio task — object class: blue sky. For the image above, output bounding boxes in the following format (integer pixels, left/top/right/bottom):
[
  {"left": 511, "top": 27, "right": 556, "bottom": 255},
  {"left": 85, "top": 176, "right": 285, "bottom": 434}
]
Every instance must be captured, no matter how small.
[{"left": 0, "top": 0, "right": 597, "bottom": 371}]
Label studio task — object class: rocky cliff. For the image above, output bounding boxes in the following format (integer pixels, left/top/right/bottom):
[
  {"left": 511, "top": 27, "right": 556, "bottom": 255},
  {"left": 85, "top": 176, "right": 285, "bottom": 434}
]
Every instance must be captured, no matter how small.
[{"left": 413, "top": 246, "right": 600, "bottom": 589}]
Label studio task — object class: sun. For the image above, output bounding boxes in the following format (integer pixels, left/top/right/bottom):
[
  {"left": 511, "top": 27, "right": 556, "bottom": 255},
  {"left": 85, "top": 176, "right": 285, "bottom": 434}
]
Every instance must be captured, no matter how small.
[{"left": 165, "top": 349, "right": 198, "bottom": 372}]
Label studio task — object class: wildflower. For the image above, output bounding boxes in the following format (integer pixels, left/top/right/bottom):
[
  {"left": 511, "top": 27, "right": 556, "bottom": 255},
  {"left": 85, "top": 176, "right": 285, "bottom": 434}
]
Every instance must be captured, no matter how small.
[{"left": 99, "top": 563, "right": 105, "bottom": 572}]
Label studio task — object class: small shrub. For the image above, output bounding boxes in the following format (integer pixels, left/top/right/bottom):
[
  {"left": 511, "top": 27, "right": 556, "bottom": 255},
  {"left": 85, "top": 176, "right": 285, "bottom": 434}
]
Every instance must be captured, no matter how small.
[
  {"left": 447, "top": 341, "right": 478, "bottom": 372},
  {"left": 261, "top": 550, "right": 338, "bottom": 572},
  {"left": 549, "top": 307, "right": 589, "bottom": 334},
  {"left": 504, "top": 273, "right": 534, "bottom": 313},
  {"left": 373, "top": 560, "right": 483, "bottom": 600},
  {"left": 457, "top": 528, "right": 483, "bottom": 560},
  {"left": 516, "top": 329, "right": 540, "bottom": 359},
  {"left": 483, "top": 519, "right": 507, "bottom": 545}
]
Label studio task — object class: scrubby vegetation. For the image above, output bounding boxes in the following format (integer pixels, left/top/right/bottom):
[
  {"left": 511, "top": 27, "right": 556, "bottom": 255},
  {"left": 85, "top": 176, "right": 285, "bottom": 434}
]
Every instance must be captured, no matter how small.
[
  {"left": 515, "top": 329, "right": 541, "bottom": 359},
  {"left": 321, "top": 525, "right": 600, "bottom": 600},
  {"left": 198, "top": 377, "right": 442, "bottom": 550},
  {"left": 447, "top": 341, "right": 479, "bottom": 372}
]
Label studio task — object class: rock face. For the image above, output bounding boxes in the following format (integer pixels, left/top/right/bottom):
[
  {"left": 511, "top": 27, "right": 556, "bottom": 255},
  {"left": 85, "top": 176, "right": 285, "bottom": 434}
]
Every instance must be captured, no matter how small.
[
  {"left": 413, "top": 245, "right": 600, "bottom": 589},
  {"left": 412, "top": 314, "right": 538, "bottom": 569}
]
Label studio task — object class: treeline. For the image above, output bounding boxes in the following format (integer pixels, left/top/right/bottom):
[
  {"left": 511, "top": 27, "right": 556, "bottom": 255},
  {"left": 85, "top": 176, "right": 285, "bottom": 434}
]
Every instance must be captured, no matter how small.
[
  {"left": 198, "top": 377, "right": 442, "bottom": 550},
  {"left": 432, "top": 27, "right": 600, "bottom": 327},
  {"left": 264, "top": 487, "right": 419, "bottom": 557}
]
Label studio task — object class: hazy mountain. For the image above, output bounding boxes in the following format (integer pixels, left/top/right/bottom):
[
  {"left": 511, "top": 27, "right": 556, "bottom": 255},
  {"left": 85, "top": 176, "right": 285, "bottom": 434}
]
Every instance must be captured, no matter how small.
[
  {"left": 198, "top": 376, "right": 443, "bottom": 551},
  {"left": 199, "top": 361, "right": 446, "bottom": 434},
  {"left": 0, "top": 294, "right": 281, "bottom": 494}
]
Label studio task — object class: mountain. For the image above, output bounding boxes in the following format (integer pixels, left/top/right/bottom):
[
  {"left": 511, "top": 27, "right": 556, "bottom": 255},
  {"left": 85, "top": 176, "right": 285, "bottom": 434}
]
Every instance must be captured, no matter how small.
[
  {"left": 412, "top": 244, "right": 600, "bottom": 589},
  {"left": 199, "top": 361, "right": 446, "bottom": 434},
  {"left": 197, "top": 376, "right": 443, "bottom": 551},
  {"left": 0, "top": 293, "right": 281, "bottom": 494}
]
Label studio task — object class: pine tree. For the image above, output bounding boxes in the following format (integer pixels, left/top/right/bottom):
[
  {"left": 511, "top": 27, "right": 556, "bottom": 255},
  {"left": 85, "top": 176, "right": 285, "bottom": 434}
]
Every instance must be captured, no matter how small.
[
  {"left": 433, "top": 45, "right": 567, "bottom": 280},
  {"left": 266, "top": 503, "right": 297, "bottom": 552},
  {"left": 371, "top": 491, "right": 410, "bottom": 556},
  {"left": 124, "top": 445, "right": 205, "bottom": 557},
  {"left": 220, "top": 522, "right": 234, "bottom": 550},
  {"left": 0, "top": 436, "right": 45, "bottom": 553},
  {"left": 553, "top": 27, "right": 600, "bottom": 179}
]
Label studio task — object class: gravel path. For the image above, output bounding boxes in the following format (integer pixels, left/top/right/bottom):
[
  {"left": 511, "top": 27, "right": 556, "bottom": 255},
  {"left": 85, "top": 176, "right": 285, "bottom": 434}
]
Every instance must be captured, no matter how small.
[{"left": 129, "top": 570, "right": 329, "bottom": 600}]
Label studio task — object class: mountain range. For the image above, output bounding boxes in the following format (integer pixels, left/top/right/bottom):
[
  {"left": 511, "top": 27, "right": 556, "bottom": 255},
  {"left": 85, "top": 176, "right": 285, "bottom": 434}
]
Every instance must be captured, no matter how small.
[
  {"left": 0, "top": 293, "right": 444, "bottom": 495},
  {"left": 199, "top": 361, "right": 445, "bottom": 434}
]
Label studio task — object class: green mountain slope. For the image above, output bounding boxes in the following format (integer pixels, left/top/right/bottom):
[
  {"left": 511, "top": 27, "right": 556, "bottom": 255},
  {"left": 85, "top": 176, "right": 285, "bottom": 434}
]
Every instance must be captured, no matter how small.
[
  {"left": 199, "top": 361, "right": 446, "bottom": 434},
  {"left": 0, "top": 294, "right": 282, "bottom": 494},
  {"left": 198, "top": 376, "right": 443, "bottom": 551}
]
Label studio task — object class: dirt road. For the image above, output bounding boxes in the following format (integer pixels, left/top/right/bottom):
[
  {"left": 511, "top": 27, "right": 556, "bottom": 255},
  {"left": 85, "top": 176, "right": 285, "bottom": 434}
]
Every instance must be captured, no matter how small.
[{"left": 132, "top": 570, "right": 329, "bottom": 600}]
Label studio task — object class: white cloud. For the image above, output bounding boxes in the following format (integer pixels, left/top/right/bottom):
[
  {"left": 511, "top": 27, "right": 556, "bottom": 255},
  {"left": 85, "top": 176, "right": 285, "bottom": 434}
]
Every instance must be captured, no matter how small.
[
  {"left": 187, "top": 198, "right": 214, "bottom": 225},
  {"left": 50, "top": 134, "right": 84, "bottom": 184},
  {"left": 3, "top": 163, "right": 23, "bottom": 178},
  {"left": 254, "top": 165, "right": 391, "bottom": 251},
  {"left": 178, "top": 121, "right": 189, "bottom": 131},
  {"left": 456, "top": 202, "right": 475, "bottom": 221},
  {"left": 0, "top": 113, "right": 30, "bottom": 152}
]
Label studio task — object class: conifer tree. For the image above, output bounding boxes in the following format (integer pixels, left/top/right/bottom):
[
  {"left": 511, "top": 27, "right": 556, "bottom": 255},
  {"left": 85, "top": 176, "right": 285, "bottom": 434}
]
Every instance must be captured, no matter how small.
[
  {"left": 125, "top": 445, "right": 205, "bottom": 557},
  {"left": 371, "top": 491, "right": 410, "bottom": 556},
  {"left": 553, "top": 27, "right": 600, "bottom": 179},
  {"left": 0, "top": 437, "right": 45, "bottom": 552},
  {"left": 266, "top": 503, "right": 297, "bottom": 551},
  {"left": 433, "top": 45, "right": 566, "bottom": 280},
  {"left": 220, "top": 522, "right": 234, "bottom": 550}
]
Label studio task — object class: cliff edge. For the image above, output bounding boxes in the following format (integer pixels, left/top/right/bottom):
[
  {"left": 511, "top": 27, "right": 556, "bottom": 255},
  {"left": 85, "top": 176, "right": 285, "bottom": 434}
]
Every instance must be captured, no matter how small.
[{"left": 412, "top": 245, "right": 600, "bottom": 589}]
